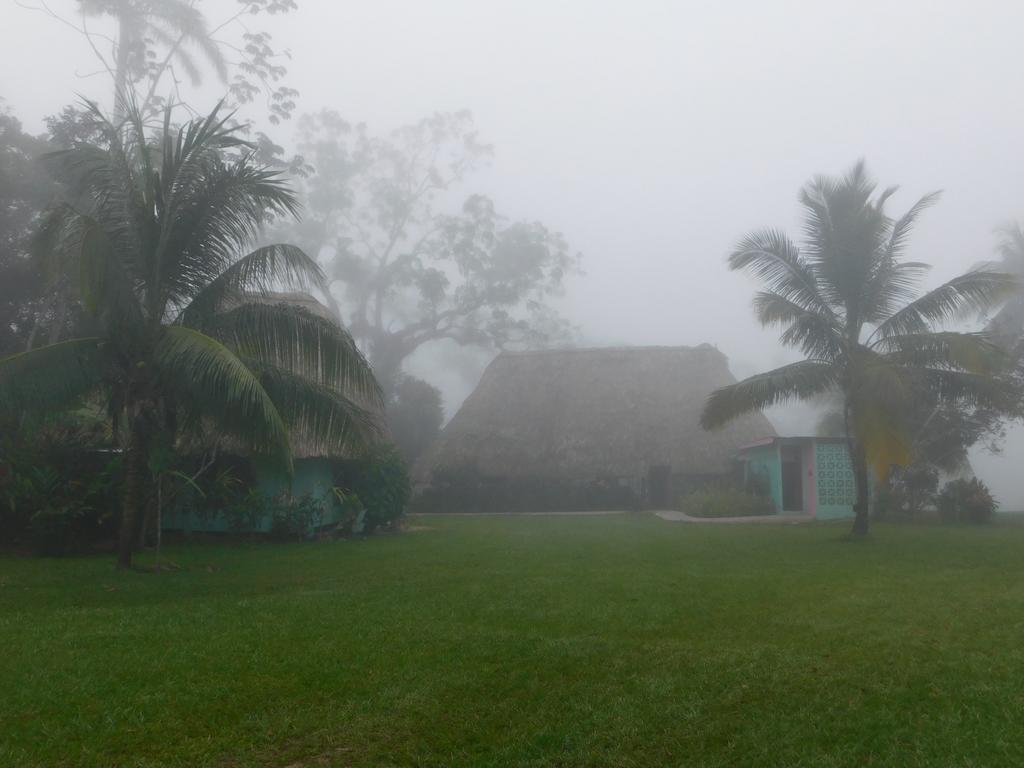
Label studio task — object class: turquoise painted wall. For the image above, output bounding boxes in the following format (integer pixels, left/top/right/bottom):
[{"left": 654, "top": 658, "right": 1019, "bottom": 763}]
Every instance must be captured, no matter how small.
[
  {"left": 163, "top": 458, "right": 343, "bottom": 534},
  {"left": 814, "top": 442, "right": 856, "bottom": 520},
  {"left": 742, "top": 445, "right": 782, "bottom": 513}
]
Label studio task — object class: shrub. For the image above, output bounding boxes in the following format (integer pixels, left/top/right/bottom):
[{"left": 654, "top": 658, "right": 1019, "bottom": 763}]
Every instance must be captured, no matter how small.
[
  {"left": 29, "top": 504, "right": 87, "bottom": 556},
  {"left": 330, "top": 489, "right": 366, "bottom": 536},
  {"left": 338, "top": 449, "right": 411, "bottom": 532},
  {"left": 936, "top": 478, "right": 997, "bottom": 524},
  {"left": 2, "top": 459, "right": 120, "bottom": 554},
  {"left": 222, "top": 487, "right": 269, "bottom": 533},
  {"left": 678, "top": 488, "right": 776, "bottom": 518},
  {"left": 874, "top": 465, "right": 939, "bottom": 521},
  {"left": 269, "top": 493, "right": 324, "bottom": 541}
]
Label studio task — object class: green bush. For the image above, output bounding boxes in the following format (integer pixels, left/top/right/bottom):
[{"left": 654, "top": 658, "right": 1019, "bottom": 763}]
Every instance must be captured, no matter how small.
[
  {"left": 2, "top": 460, "right": 120, "bottom": 555},
  {"left": 269, "top": 493, "right": 324, "bottom": 541},
  {"left": 678, "top": 488, "right": 777, "bottom": 518},
  {"left": 222, "top": 487, "right": 269, "bottom": 533},
  {"left": 330, "top": 489, "right": 366, "bottom": 536},
  {"left": 339, "top": 449, "right": 411, "bottom": 532},
  {"left": 936, "top": 478, "right": 997, "bottom": 524},
  {"left": 29, "top": 505, "right": 87, "bottom": 556},
  {"left": 874, "top": 465, "right": 939, "bottom": 521}
]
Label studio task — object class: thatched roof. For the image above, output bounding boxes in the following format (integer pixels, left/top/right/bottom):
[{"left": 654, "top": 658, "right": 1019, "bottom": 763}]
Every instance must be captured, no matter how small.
[
  {"left": 414, "top": 345, "right": 775, "bottom": 482},
  {"left": 243, "top": 291, "right": 338, "bottom": 323}
]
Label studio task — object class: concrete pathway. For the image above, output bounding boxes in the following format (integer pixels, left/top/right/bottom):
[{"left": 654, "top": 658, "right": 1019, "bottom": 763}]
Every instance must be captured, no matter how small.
[
  {"left": 408, "top": 510, "right": 628, "bottom": 517},
  {"left": 654, "top": 510, "right": 815, "bottom": 524}
]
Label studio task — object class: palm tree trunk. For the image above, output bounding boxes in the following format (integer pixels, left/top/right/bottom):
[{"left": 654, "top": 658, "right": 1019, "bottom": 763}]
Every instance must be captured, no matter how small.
[
  {"left": 113, "top": 16, "right": 133, "bottom": 123},
  {"left": 117, "top": 419, "right": 149, "bottom": 569},
  {"left": 850, "top": 439, "right": 871, "bottom": 536}
]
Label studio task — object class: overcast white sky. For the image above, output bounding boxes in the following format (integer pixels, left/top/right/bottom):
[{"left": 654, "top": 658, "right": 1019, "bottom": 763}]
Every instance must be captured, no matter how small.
[{"left": 3, "top": 0, "right": 1024, "bottom": 504}]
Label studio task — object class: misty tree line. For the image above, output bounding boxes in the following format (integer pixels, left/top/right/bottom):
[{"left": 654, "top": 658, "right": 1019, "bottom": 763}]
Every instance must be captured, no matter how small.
[
  {"left": 2, "top": 0, "right": 579, "bottom": 464},
  {"left": 2, "top": 0, "right": 1024, "bottom": 500}
]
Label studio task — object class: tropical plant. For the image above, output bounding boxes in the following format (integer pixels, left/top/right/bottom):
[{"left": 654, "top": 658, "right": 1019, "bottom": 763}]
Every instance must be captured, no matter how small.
[
  {"left": 0, "top": 102, "right": 380, "bottom": 567},
  {"left": 989, "top": 221, "right": 1024, "bottom": 351},
  {"left": 388, "top": 375, "right": 444, "bottom": 464},
  {"left": 77, "top": 0, "right": 228, "bottom": 119},
  {"left": 701, "top": 162, "right": 1015, "bottom": 535},
  {"left": 338, "top": 448, "right": 411, "bottom": 532},
  {"left": 268, "top": 492, "right": 324, "bottom": 541},
  {"left": 873, "top": 464, "right": 939, "bottom": 521},
  {"left": 936, "top": 478, "right": 997, "bottom": 524}
]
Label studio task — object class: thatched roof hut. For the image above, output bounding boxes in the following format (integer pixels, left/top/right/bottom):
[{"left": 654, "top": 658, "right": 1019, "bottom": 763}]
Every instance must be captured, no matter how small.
[{"left": 413, "top": 345, "right": 775, "bottom": 510}]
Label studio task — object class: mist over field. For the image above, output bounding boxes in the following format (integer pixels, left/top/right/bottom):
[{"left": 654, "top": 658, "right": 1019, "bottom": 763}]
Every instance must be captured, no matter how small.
[{"left": 3, "top": 0, "right": 1024, "bottom": 506}]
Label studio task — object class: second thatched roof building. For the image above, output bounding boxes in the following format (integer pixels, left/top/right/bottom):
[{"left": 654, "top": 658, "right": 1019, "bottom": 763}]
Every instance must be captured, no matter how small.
[{"left": 413, "top": 344, "right": 775, "bottom": 511}]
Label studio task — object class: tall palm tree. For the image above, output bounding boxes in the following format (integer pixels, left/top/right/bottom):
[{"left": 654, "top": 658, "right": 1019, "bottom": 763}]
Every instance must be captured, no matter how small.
[
  {"left": 990, "top": 221, "right": 1024, "bottom": 350},
  {"left": 78, "top": 0, "right": 227, "bottom": 118},
  {"left": 0, "top": 103, "right": 380, "bottom": 568},
  {"left": 701, "top": 162, "right": 1014, "bottom": 535}
]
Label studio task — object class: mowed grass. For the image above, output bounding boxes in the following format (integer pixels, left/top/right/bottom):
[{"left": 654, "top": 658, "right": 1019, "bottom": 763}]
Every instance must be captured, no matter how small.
[{"left": 3, "top": 515, "right": 1024, "bottom": 767}]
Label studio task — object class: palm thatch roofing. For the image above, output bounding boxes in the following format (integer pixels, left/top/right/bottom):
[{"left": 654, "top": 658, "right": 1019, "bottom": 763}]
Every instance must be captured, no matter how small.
[{"left": 414, "top": 345, "right": 775, "bottom": 483}]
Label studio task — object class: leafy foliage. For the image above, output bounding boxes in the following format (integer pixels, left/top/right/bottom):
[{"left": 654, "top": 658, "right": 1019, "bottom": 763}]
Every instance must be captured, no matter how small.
[
  {"left": 873, "top": 465, "right": 940, "bottom": 521},
  {"left": 0, "top": 102, "right": 380, "bottom": 567},
  {"left": 268, "top": 493, "right": 324, "bottom": 541},
  {"left": 701, "top": 161, "right": 1017, "bottom": 535},
  {"left": 1, "top": 445, "right": 122, "bottom": 554},
  {"left": 387, "top": 375, "right": 444, "bottom": 464},
  {"left": 0, "top": 104, "right": 81, "bottom": 355},
  {"left": 936, "top": 478, "right": 998, "bottom": 524},
  {"left": 338, "top": 448, "right": 411, "bottom": 533}
]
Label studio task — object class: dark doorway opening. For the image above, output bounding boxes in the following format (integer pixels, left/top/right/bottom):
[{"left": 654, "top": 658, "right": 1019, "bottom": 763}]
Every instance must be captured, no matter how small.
[
  {"left": 780, "top": 447, "right": 804, "bottom": 512},
  {"left": 647, "top": 465, "right": 672, "bottom": 509}
]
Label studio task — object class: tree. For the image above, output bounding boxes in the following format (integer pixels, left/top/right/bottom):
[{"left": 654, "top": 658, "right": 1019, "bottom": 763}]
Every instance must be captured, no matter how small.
[
  {"left": 701, "top": 162, "right": 1015, "bottom": 536},
  {"left": 0, "top": 102, "right": 380, "bottom": 568},
  {"left": 76, "top": 0, "right": 227, "bottom": 119},
  {"left": 30, "top": 0, "right": 303, "bottom": 169},
  {"left": 387, "top": 375, "right": 444, "bottom": 464},
  {"left": 989, "top": 221, "right": 1024, "bottom": 351},
  {"left": 0, "top": 104, "right": 57, "bottom": 355},
  {"left": 816, "top": 386, "right": 1011, "bottom": 477},
  {"left": 282, "top": 110, "right": 579, "bottom": 397}
]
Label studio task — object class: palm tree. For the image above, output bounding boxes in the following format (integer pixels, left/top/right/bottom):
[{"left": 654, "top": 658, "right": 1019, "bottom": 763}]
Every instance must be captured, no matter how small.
[
  {"left": 0, "top": 103, "right": 380, "bottom": 568},
  {"left": 701, "top": 162, "right": 1014, "bottom": 535},
  {"left": 78, "top": 0, "right": 227, "bottom": 118},
  {"left": 990, "top": 221, "right": 1024, "bottom": 350}
]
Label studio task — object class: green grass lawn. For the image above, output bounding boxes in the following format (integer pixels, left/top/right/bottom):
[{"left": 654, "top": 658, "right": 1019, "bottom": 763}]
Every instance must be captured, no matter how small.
[{"left": 3, "top": 515, "right": 1024, "bottom": 767}]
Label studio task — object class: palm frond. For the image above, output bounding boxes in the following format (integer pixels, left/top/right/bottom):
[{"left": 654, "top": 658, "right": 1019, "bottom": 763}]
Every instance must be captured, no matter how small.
[
  {"left": 245, "top": 358, "right": 381, "bottom": 458},
  {"left": 158, "top": 159, "right": 302, "bottom": 306},
  {"left": 886, "top": 191, "right": 942, "bottom": 260},
  {"left": 871, "top": 267, "right": 1016, "bottom": 341},
  {"left": 200, "top": 301, "right": 381, "bottom": 405},
  {"left": 701, "top": 360, "right": 837, "bottom": 429},
  {"left": 178, "top": 245, "right": 326, "bottom": 323},
  {"left": 876, "top": 332, "right": 1002, "bottom": 373},
  {"left": 0, "top": 338, "right": 104, "bottom": 413},
  {"left": 996, "top": 221, "right": 1024, "bottom": 271},
  {"left": 752, "top": 291, "right": 843, "bottom": 360},
  {"left": 914, "top": 367, "right": 1019, "bottom": 412},
  {"left": 152, "top": 326, "right": 292, "bottom": 470},
  {"left": 728, "top": 229, "right": 832, "bottom": 316}
]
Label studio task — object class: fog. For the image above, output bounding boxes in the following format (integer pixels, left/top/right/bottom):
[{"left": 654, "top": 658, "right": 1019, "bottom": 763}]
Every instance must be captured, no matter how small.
[{"left": 4, "top": 0, "right": 1024, "bottom": 506}]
